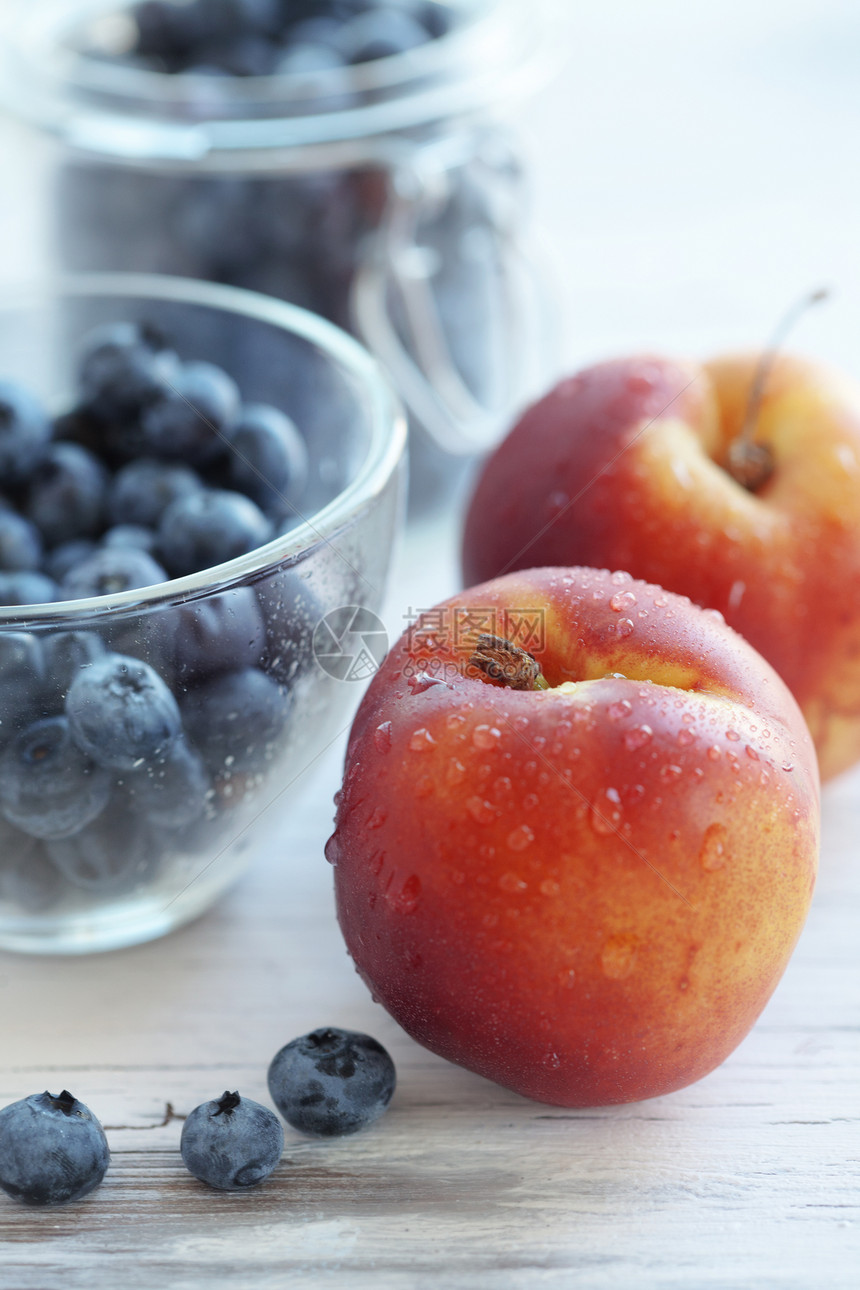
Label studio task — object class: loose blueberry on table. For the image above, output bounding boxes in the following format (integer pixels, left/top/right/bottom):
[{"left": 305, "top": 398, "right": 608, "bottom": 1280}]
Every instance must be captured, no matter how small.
[
  {"left": 0, "top": 1089, "right": 110, "bottom": 1206},
  {"left": 267, "top": 1026, "right": 396, "bottom": 1137},
  {"left": 180, "top": 1090, "right": 284, "bottom": 1191},
  {"left": 0, "top": 320, "right": 314, "bottom": 917}
]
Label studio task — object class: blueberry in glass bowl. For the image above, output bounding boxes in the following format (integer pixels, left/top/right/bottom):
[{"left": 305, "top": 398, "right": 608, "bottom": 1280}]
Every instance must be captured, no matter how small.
[{"left": 0, "top": 273, "right": 405, "bottom": 954}]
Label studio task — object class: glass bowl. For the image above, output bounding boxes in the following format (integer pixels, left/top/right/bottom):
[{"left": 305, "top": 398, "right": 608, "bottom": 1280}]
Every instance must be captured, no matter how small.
[{"left": 0, "top": 272, "right": 406, "bottom": 954}]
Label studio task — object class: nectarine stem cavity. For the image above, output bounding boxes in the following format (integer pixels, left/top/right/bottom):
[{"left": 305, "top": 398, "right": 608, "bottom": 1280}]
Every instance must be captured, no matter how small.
[
  {"left": 727, "top": 287, "right": 830, "bottom": 492},
  {"left": 469, "top": 634, "right": 550, "bottom": 691}
]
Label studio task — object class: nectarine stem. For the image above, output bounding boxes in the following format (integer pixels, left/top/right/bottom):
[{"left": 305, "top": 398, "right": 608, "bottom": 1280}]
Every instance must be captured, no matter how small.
[
  {"left": 727, "top": 287, "right": 830, "bottom": 491},
  {"left": 469, "top": 633, "right": 550, "bottom": 691}
]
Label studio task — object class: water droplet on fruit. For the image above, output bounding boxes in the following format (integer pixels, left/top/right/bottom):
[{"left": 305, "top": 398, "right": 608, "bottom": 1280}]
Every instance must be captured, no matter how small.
[
  {"left": 493, "top": 776, "right": 513, "bottom": 800},
  {"left": 699, "top": 823, "right": 727, "bottom": 871},
  {"left": 374, "top": 721, "right": 392, "bottom": 753},
  {"left": 415, "top": 775, "right": 434, "bottom": 799},
  {"left": 391, "top": 874, "right": 421, "bottom": 914},
  {"left": 617, "top": 618, "right": 635, "bottom": 638},
  {"left": 782, "top": 762, "right": 794, "bottom": 773},
  {"left": 624, "top": 725, "right": 653, "bottom": 752},
  {"left": 367, "top": 806, "right": 387, "bottom": 830},
  {"left": 540, "top": 878, "right": 560, "bottom": 897},
  {"left": 473, "top": 724, "right": 502, "bottom": 750},
  {"left": 707, "top": 745, "right": 721, "bottom": 761},
  {"left": 507, "top": 823, "right": 535, "bottom": 851},
  {"left": 591, "top": 788, "right": 622, "bottom": 834},
  {"left": 466, "top": 796, "right": 496, "bottom": 825},
  {"left": 408, "top": 672, "right": 448, "bottom": 695},
  {"left": 447, "top": 758, "right": 466, "bottom": 785},
  {"left": 610, "top": 590, "right": 637, "bottom": 612},
  {"left": 523, "top": 792, "right": 539, "bottom": 810},
  {"left": 726, "top": 729, "right": 740, "bottom": 742},
  {"left": 745, "top": 744, "right": 759, "bottom": 760},
  {"left": 660, "top": 764, "right": 683, "bottom": 783},
  {"left": 324, "top": 834, "right": 340, "bottom": 866},
  {"left": 609, "top": 699, "right": 633, "bottom": 722},
  {"left": 447, "top": 713, "right": 465, "bottom": 729},
  {"left": 601, "top": 933, "right": 638, "bottom": 979},
  {"left": 409, "top": 727, "right": 435, "bottom": 752},
  {"left": 677, "top": 729, "right": 695, "bottom": 746},
  {"left": 654, "top": 596, "right": 669, "bottom": 609},
  {"left": 499, "top": 872, "right": 527, "bottom": 893}
]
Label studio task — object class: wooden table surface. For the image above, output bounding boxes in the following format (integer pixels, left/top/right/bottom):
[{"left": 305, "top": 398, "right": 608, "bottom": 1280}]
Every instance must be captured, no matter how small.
[
  {"left": 1, "top": 511, "right": 859, "bottom": 1289},
  {"left": 3, "top": 2, "right": 860, "bottom": 1284}
]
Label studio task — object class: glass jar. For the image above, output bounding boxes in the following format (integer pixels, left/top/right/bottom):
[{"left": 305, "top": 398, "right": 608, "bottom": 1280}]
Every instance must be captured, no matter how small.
[
  {"left": 0, "top": 0, "right": 554, "bottom": 512},
  {"left": 0, "top": 273, "right": 405, "bottom": 954}
]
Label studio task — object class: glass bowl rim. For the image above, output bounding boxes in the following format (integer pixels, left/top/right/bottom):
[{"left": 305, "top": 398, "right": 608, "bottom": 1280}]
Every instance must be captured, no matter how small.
[{"left": 0, "top": 271, "right": 406, "bottom": 628}]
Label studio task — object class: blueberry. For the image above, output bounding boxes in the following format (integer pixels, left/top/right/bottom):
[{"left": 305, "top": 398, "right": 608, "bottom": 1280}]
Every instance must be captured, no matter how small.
[
  {"left": 277, "top": 37, "right": 342, "bottom": 72},
  {"left": 0, "top": 835, "right": 64, "bottom": 912},
  {"left": 158, "top": 488, "right": 273, "bottom": 577},
  {"left": 205, "top": 0, "right": 283, "bottom": 41},
  {"left": 0, "top": 511, "right": 43, "bottom": 572},
  {"left": 335, "top": 8, "right": 430, "bottom": 63},
  {"left": 256, "top": 568, "right": 322, "bottom": 685},
  {"left": 0, "top": 381, "right": 51, "bottom": 485},
  {"left": 43, "top": 539, "right": 99, "bottom": 584},
  {"left": 140, "top": 361, "right": 240, "bottom": 465},
  {"left": 77, "top": 321, "right": 179, "bottom": 426},
  {"left": 134, "top": 0, "right": 205, "bottom": 61},
  {"left": 40, "top": 630, "right": 107, "bottom": 709},
  {"left": 123, "top": 737, "right": 212, "bottom": 830},
  {"left": 106, "top": 459, "right": 203, "bottom": 529},
  {"left": 203, "top": 34, "right": 280, "bottom": 76},
  {"left": 0, "top": 632, "right": 46, "bottom": 741},
  {"left": 0, "top": 571, "right": 58, "bottom": 607},
  {"left": 0, "top": 717, "right": 112, "bottom": 840},
  {"left": 66, "top": 653, "right": 182, "bottom": 771},
  {"left": 101, "top": 525, "right": 159, "bottom": 556},
  {"left": 267, "top": 1028, "right": 396, "bottom": 1137},
  {"left": 172, "top": 586, "right": 266, "bottom": 681},
  {"left": 26, "top": 442, "right": 108, "bottom": 545},
  {"left": 0, "top": 1090, "right": 110, "bottom": 1206},
  {"left": 180, "top": 1091, "right": 283, "bottom": 1192},
  {"left": 45, "top": 796, "right": 164, "bottom": 894},
  {"left": 181, "top": 667, "right": 290, "bottom": 774},
  {"left": 60, "top": 547, "right": 168, "bottom": 601},
  {"left": 224, "top": 403, "right": 308, "bottom": 516}
]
